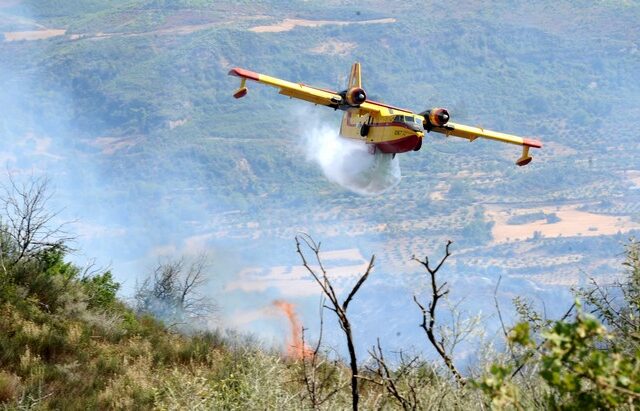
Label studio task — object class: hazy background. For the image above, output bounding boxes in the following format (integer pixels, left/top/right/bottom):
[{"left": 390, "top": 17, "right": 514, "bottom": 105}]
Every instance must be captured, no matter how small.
[{"left": 1, "top": 0, "right": 639, "bottom": 364}]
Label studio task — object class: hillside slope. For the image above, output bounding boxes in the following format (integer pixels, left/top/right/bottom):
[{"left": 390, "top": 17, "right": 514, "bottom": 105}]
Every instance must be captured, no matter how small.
[
  {"left": 1, "top": 207, "right": 638, "bottom": 409},
  {"left": 1, "top": 0, "right": 639, "bottom": 370}
]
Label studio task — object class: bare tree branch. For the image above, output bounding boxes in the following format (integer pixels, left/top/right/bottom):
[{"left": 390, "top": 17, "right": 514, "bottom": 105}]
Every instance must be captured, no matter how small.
[
  {"left": 135, "top": 254, "right": 216, "bottom": 328},
  {"left": 343, "top": 255, "right": 375, "bottom": 311},
  {"left": 296, "top": 233, "right": 374, "bottom": 411},
  {"left": 368, "top": 338, "right": 419, "bottom": 410},
  {"left": 510, "top": 300, "right": 577, "bottom": 379},
  {"left": 1, "top": 174, "right": 73, "bottom": 265},
  {"left": 412, "top": 240, "right": 465, "bottom": 386},
  {"left": 298, "top": 298, "right": 349, "bottom": 409},
  {"left": 494, "top": 276, "right": 518, "bottom": 364}
]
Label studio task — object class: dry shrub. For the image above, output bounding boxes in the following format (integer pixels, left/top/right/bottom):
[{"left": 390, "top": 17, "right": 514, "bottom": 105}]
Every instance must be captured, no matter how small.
[
  {"left": 81, "top": 310, "right": 126, "bottom": 342},
  {"left": 154, "top": 349, "right": 298, "bottom": 410},
  {"left": 0, "top": 371, "right": 22, "bottom": 404},
  {"left": 97, "top": 338, "right": 156, "bottom": 409}
]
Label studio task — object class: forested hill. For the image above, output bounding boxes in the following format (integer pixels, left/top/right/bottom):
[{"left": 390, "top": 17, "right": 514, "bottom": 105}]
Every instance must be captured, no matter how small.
[
  {"left": 0, "top": 1, "right": 639, "bottom": 407},
  {"left": 1, "top": 0, "right": 639, "bottom": 298}
]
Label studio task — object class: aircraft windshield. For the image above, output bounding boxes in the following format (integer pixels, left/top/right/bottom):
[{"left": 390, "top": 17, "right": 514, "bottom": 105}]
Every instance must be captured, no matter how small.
[{"left": 394, "top": 115, "right": 420, "bottom": 124}]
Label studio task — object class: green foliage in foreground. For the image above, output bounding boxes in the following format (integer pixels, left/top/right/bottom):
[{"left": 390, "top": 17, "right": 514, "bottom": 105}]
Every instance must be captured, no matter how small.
[
  {"left": 479, "top": 311, "right": 640, "bottom": 410},
  {"left": 1, "top": 202, "right": 640, "bottom": 409},
  {"left": 479, "top": 241, "right": 640, "bottom": 410}
]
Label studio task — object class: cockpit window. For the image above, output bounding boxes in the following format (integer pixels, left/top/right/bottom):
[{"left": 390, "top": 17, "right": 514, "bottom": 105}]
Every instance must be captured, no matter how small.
[{"left": 394, "top": 115, "right": 421, "bottom": 124}]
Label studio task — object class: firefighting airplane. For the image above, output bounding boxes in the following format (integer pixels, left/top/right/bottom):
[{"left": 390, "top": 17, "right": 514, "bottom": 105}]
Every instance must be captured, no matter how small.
[{"left": 229, "top": 62, "right": 541, "bottom": 166}]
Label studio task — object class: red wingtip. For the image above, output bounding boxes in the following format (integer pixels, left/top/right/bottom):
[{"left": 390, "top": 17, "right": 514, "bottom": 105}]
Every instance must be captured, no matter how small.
[
  {"left": 228, "top": 67, "right": 260, "bottom": 81},
  {"left": 523, "top": 138, "right": 542, "bottom": 148}
]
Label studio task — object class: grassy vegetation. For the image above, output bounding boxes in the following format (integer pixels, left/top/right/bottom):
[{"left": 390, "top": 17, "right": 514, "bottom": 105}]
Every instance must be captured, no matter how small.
[
  {"left": 1, "top": 2, "right": 640, "bottom": 407},
  {"left": 0, "top": 187, "right": 638, "bottom": 408}
]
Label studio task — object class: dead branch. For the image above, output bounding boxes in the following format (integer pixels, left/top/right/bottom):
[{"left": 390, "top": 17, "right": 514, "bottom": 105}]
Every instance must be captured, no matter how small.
[
  {"left": 368, "top": 338, "right": 419, "bottom": 410},
  {"left": 412, "top": 240, "right": 465, "bottom": 386},
  {"left": 494, "top": 276, "right": 518, "bottom": 364},
  {"left": 134, "top": 254, "right": 216, "bottom": 327},
  {"left": 587, "top": 277, "right": 637, "bottom": 332},
  {"left": 299, "top": 298, "right": 346, "bottom": 409},
  {"left": 1, "top": 174, "right": 73, "bottom": 265},
  {"left": 0, "top": 230, "right": 8, "bottom": 276},
  {"left": 300, "top": 326, "right": 319, "bottom": 408},
  {"left": 440, "top": 298, "right": 481, "bottom": 355},
  {"left": 510, "top": 300, "right": 577, "bottom": 379},
  {"left": 296, "top": 233, "right": 375, "bottom": 411}
]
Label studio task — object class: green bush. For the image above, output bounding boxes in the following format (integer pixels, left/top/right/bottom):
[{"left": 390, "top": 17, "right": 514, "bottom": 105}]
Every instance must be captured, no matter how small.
[{"left": 81, "top": 271, "right": 120, "bottom": 309}]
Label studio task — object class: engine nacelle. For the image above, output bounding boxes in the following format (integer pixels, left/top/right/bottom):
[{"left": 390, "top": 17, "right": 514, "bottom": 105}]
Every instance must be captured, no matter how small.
[
  {"left": 345, "top": 87, "right": 367, "bottom": 106},
  {"left": 424, "top": 107, "right": 450, "bottom": 128}
]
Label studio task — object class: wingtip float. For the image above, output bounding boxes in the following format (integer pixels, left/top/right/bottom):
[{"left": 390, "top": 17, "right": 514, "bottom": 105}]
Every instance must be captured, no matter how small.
[{"left": 229, "top": 63, "right": 542, "bottom": 166}]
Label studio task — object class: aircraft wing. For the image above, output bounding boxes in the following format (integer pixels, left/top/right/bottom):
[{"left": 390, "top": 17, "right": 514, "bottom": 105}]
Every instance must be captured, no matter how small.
[
  {"left": 229, "top": 67, "right": 343, "bottom": 107},
  {"left": 429, "top": 121, "right": 542, "bottom": 166},
  {"left": 229, "top": 67, "right": 384, "bottom": 113}
]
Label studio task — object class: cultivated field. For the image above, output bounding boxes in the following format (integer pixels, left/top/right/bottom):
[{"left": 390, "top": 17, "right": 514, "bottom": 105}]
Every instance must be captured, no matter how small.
[{"left": 486, "top": 205, "right": 640, "bottom": 243}]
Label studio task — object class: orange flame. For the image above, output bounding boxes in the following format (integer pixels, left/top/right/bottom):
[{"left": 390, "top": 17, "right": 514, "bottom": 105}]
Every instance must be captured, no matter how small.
[{"left": 272, "top": 300, "right": 312, "bottom": 359}]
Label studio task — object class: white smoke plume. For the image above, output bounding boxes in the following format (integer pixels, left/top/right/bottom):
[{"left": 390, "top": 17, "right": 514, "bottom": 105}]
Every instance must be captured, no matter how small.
[{"left": 298, "top": 111, "right": 402, "bottom": 195}]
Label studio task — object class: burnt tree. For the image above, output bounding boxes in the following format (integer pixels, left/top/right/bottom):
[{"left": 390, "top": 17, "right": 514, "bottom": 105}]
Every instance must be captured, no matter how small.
[
  {"left": 413, "top": 240, "right": 465, "bottom": 385},
  {"left": 296, "top": 234, "right": 374, "bottom": 411}
]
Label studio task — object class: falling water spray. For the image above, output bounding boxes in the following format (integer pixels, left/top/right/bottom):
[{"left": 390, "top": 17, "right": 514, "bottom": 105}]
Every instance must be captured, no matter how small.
[{"left": 297, "top": 110, "right": 402, "bottom": 195}]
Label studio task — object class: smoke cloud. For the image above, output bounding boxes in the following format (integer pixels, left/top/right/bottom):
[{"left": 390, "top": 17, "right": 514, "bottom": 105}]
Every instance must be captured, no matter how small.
[{"left": 298, "top": 112, "right": 401, "bottom": 195}]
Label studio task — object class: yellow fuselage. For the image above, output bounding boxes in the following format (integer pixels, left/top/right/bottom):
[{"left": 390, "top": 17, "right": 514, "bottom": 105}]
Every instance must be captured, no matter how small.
[{"left": 340, "top": 108, "right": 425, "bottom": 154}]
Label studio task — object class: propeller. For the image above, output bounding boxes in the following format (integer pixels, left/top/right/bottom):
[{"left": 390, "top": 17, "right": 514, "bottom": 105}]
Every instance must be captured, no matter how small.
[{"left": 420, "top": 107, "right": 450, "bottom": 130}]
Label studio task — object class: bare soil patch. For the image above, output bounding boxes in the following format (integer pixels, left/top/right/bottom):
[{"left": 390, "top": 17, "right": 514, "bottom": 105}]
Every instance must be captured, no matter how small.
[
  {"left": 226, "top": 247, "right": 369, "bottom": 297},
  {"left": 67, "top": 15, "right": 266, "bottom": 42},
  {"left": 168, "top": 118, "right": 188, "bottom": 130},
  {"left": 249, "top": 17, "right": 396, "bottom": 33},
  {"left": 487, "top": 204, "right": 640, "bottom": 243},
  {"left": 627, "top": 170, "right": 640, "bottom": 188},
  {"left": 429, "top": 182, "right": 449, "bottom": 201},
  {"left": 70, "top": 22, "right": 220, "bottom": 41},
  {"left": 91, "top": 136, "right": 142, "bottom": 155},
  {"left": 4, "top": 29, "right": 65, "bottom": 41},
  {"left": 310, "top": 39, "right": 357, "bottom": 56}
]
